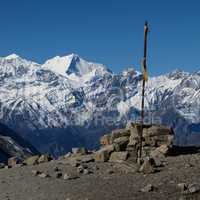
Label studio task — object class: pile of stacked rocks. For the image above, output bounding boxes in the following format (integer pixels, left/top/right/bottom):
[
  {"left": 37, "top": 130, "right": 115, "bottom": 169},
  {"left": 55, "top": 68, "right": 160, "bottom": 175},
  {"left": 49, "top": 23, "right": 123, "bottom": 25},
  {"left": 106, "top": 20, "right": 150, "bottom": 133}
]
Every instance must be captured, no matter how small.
[{"left": 95, "top": 122, "right": 174, "bottom": 164}]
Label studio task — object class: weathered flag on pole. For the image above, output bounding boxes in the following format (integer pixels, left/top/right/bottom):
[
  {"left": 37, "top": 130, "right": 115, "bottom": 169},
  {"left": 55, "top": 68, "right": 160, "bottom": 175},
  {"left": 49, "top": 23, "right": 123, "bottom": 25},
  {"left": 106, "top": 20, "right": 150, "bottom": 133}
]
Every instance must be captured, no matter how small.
[{"left": 142, "top": 21, "right": 149, "bottom": 81}]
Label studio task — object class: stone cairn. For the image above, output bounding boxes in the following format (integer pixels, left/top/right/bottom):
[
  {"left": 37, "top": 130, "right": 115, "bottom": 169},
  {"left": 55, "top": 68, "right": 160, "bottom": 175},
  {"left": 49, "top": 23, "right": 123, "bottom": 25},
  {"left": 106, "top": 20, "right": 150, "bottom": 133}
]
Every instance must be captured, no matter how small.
[{"left": 95, "top": 122, "right": 174, "bottom": 164}]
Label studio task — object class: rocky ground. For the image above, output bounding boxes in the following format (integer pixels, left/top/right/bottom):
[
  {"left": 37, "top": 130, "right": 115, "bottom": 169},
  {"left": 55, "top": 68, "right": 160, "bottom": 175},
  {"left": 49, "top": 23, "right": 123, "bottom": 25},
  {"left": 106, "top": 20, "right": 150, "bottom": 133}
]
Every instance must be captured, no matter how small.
[
  {"left": 0, "top": 153, "right": 200, "bottom": 200},
  {"left": 1, "top": 123, "right": 200, "bottom": 200}
]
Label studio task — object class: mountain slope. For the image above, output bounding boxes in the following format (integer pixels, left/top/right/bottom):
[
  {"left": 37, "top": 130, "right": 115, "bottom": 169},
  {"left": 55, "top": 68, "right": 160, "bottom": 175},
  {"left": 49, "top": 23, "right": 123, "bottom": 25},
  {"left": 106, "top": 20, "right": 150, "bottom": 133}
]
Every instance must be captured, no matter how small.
[
  {"left": 0, "top": 123, "right": 39, "bottom": 163},
  {"left": 0, "top": 53, "right": 199, "bottom": 156}
]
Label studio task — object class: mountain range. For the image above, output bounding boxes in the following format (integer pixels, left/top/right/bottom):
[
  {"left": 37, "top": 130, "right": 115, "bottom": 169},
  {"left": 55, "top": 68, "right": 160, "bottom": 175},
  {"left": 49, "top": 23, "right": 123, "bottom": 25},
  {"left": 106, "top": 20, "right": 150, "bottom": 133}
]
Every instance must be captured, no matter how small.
[{"left": 0, "top": 53, "right": 199, "bottom": 156}]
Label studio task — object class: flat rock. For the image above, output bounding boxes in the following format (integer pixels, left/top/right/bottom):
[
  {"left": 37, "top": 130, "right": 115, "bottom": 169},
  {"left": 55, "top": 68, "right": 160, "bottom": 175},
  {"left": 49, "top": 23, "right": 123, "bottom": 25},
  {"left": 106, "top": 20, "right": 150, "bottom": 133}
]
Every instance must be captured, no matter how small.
[
  {"left": 63, "top": 173, "right": 79, "bottom": 180},
  {"left": 109, "top": 152, "right": 128, "bottom": 162}
]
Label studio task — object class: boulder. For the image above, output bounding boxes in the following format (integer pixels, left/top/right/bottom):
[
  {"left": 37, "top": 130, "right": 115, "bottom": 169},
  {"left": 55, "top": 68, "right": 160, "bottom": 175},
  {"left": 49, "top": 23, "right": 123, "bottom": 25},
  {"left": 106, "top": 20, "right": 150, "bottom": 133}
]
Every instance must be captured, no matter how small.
[
  {"left": 100, "top": 134, "right": 111, "bottom": 146},
  {"left": 38, "top": 154, "right": 52, "bottom": 163},
  {"left": 129, "top": 123, "right": 141, "bottom": 139},
  {"left": 109, "top": 152, "right": 128, "bottom": 162},
  {"left": 143, "top": 125, "right": 174, "bottom": 147},
  {"left": 139, "top": 157, "right": 155, "bottom": 174},
  {"left": 140, "top": 184, "right": 154, "bottom": 192},
  {"left": 8, "top": 156, "right": 22, "bottom": 167},
  {"left": 83, "top": 169, "right": 91, "bottom": 175},
  {"left": 68, "top": 158, "right": 80, "bottom": 167},
  {"left": 72, "top": 147, "right": 87, "bottom": 155},
  {"left": 77, "top": 165, "right": 84, "bottom": 173},
  {"left": 187, "top": 183, "right": 200, "bottom": 194},
  {"left": 178, "top": 183, "right": 200, "bottom": 194},
  {"left": 31, "top": 170, "right": 41, "bottom": 176},
  {"left": 177, "top": 183, "right": 188, "bottom": 193},
  {"left": 24, "top": 155, "right": 39, "bottom": 166},
  {"left": 38, "top": 173, "right": 50, "bottom": 178},
  {"left": 150, "top": 144, "right": 170, "bottom": 158},
  {"left": 113, "top": 136, "right": 129, "bottom": 151},
  {"left": 64, "top": 152, "right": 72, "bottom": 159},
  {"left": 100, "top": 129, "right": 130, "bottom": 146},
  {"left": 63, "top": 173, "right": 79, "bottom": 180},
  {"left": 94, "top": 145, "right": 114, "bottom": 162}
]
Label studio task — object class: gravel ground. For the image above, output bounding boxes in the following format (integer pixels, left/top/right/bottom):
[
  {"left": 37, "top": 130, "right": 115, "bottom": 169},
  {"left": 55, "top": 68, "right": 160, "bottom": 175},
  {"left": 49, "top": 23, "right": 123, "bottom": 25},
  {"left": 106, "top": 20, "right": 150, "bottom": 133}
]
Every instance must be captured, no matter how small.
[{"left": 0, "top": 153, "right": 200, "bottom": 200}]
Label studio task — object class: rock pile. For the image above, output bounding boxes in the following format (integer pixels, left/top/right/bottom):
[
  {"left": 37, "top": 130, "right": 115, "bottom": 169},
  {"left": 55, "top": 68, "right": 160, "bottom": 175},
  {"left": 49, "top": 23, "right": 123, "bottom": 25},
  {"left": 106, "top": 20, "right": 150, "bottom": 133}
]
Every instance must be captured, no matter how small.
[{"left": 96, "top": 123, "right": 174, "bottom": 164}]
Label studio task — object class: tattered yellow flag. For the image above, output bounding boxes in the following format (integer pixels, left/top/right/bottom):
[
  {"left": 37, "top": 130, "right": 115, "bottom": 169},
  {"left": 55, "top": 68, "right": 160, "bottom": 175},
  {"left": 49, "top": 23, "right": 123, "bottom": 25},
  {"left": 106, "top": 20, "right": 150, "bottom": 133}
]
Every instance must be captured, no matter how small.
[{"left": 142, "top": 58, "right": 148, "bottom": 81}]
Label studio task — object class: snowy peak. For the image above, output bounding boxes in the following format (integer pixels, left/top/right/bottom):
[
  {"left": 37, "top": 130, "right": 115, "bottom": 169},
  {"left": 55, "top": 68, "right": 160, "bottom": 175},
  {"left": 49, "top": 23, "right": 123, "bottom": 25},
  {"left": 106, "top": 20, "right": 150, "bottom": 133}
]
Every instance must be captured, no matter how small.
[
  {"left": 167, "top": 69, "right": 190, "bottom": 80},
  {"left": 42, "top": 53, "right": 111, "bottom": 78},
  {"left": 5, "top": 53, "right": 20, "bottom": 60},
  {"left": 121, "top": 67, "right": 141, "bottom": 77}
]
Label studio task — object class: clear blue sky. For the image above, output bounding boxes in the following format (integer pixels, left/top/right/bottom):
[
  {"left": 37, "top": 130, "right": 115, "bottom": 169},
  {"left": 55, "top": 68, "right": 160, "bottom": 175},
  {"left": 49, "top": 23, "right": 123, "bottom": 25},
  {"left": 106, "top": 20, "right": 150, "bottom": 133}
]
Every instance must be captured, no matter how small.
[{"left": 0, "top": 0, "right": 199, "bottom": 75}]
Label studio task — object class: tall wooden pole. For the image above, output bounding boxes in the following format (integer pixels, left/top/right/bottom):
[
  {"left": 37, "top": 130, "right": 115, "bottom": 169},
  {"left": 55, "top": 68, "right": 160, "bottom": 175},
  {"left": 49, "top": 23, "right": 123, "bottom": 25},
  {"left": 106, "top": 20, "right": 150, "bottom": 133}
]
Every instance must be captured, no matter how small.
[{"left": 139, "top": 21, "right": 149, "bottom": 159}]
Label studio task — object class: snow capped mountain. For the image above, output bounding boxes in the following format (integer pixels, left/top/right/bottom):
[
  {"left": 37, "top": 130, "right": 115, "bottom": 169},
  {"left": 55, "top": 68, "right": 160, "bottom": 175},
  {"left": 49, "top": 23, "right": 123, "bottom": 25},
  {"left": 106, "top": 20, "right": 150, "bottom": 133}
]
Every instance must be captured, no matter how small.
[
  {"left": 42, "top": 54, "right": 111, "bottom": 87},
  {"left": 4, "top": 53, "right": 20, "bottom": 60},
  {"left": 0, "top": 53, "right": 199, "bottom": 156}
]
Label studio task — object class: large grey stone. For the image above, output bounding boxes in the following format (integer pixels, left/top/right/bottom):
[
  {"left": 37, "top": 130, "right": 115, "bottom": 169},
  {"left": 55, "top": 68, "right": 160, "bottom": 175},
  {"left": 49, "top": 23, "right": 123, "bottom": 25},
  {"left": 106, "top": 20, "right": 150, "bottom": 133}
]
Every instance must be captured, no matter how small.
[
  {"left": 114, "top": 136, "right": 129, "bottom": 151},
  {"left": 94, "top": 145, "right": 114, "bottom": 162},
  {"left": 109, "top": 152, "right": 128, "bottom": 162},
  {"left": 100, "top": 129, "right": 130, "bottom": 146}
]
